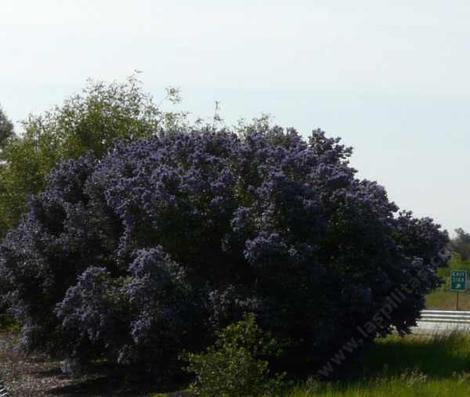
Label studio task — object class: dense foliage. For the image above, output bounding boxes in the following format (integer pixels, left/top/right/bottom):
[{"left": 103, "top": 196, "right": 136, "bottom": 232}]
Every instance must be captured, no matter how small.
[
  {"left": 450, "top": 228, "right": 470, "bottom": 262},
  {"left": 184, "top": 314, "right": 284, "bottom": 397},
  {"left": 0, "top": 106, "right": 14, "bottom": 149},
  {"left": 0, "top": 77, "right": 185, "bottom": 236},
  {"left": 0, "top": 127, "right": 448, "bottom": 378}
]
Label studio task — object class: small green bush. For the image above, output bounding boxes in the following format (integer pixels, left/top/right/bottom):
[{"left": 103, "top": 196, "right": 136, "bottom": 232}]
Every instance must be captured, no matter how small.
[
  {"left": 0, "top": 313, "right": 18, "bottom": 332},
  {"left": 184, "top": 314, "right": 285, "bottom": 397}
]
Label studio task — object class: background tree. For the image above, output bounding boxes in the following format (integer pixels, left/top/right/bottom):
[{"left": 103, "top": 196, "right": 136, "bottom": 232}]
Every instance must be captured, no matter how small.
[
  {"left": 449, "top": 228, "right": 470, "bottom": 262},
  {"left": 0, "top": 77, "right": 186, "bottom": 236},
  {"left": 0, "top": 106, "right": 15, "bottom": 152}
]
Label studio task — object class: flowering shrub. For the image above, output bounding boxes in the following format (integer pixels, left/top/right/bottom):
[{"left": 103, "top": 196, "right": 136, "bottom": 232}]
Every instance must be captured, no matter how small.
[{"left": 0, "top": 127, "right": 448, "bottom": 377}]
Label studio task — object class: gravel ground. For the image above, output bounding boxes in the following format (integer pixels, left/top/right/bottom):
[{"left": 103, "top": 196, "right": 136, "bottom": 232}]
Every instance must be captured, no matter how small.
[
  {"left": 0, "top": 332, "right": 176, "bottom": 396},
  {"left": 0, "top": 332, "right": 75, "bottom": 396}
]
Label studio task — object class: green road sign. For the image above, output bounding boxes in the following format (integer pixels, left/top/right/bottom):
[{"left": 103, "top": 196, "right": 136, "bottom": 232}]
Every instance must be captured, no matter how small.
[{"left": 450, "top": 270, "right": 467, "bottom": 292}]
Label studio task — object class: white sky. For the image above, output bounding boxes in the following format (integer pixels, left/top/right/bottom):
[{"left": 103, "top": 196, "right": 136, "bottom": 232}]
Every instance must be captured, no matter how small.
[{"left": 1, "top": 0, "right": 470, "bottom": 234}]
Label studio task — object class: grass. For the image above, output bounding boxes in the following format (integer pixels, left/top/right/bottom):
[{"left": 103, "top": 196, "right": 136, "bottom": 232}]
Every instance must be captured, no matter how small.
[
  {"left": 426, "top": 289, "right": 470, "bottom": 310},
  {"left": 426, "top": 256, "right": 470, "bottom": 310},
  {"left": 287, "top": 333, "right": 470, "bottom": 397},
  {"left": 288, "top": 377, "right": 470, "bottom": 397}
]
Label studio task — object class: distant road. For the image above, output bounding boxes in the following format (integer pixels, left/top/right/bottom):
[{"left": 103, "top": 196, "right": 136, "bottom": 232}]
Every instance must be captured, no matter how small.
[{"left": 413, "top": 310, "right": 470, "bottom": 334}]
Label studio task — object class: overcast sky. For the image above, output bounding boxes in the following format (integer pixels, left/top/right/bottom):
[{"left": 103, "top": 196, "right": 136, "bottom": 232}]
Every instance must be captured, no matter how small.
[{"left": 2, "top": 0, "right": 470, "bottom": 234}]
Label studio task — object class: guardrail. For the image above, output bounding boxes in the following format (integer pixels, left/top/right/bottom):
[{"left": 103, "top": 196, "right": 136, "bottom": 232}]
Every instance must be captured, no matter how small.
[
  {"left": 419, "top": 310, "right": 470, "bottom": 324},
  {"left": 0, "top": 380, "right": 9, "bottom": 397}
]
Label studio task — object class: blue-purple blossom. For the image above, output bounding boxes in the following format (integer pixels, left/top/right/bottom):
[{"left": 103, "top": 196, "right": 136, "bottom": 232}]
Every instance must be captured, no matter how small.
[{"left": 0, "top": 127, "right": 448, "bottom": 376}]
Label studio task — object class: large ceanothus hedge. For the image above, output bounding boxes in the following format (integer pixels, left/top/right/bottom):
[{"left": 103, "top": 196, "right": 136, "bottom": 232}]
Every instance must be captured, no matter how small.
[{"left": 0, "top": 128, "right": 448, "bottom": 376}]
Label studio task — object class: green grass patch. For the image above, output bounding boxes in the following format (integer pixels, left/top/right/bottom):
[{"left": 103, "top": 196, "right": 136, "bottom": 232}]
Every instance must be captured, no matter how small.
[
  {"left": 288, "top": 333, "right": 470, "bottom": 397},
  {"left": 426, "top": 256, "right": 470, "bottom": 310},
  {"left": 288, "top": 378, "right": 470, "bottom": 397},
  {"left": 426, "top": 289, "right": 470, "bottom": 310}
]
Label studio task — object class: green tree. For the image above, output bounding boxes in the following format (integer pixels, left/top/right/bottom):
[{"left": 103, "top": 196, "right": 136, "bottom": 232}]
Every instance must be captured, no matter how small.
[
  {"left": 450, "top": 228, "right": 470, "bottom": 262},
  {"left": 0, "top": 77, "right": 186, "bottom": 236},
  {"left": 0, "top": 106, "right": 15, "bottom": 150}
]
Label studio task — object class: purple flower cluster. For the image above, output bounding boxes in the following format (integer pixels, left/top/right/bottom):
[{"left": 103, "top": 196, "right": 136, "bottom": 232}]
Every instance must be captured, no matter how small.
[{"left": 0, "top": 127, "right": 448, "bottom": 375}]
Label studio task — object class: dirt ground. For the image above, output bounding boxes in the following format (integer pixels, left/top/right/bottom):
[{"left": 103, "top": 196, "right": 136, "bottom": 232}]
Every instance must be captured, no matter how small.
[{"left": 0, "top": 332, "right": 178, "bottom": 396}]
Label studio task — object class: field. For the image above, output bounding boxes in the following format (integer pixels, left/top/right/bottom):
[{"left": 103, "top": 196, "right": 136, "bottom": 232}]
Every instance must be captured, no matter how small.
[{"left": 426, "top": 257, "right": 470, "bottom": 310}]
